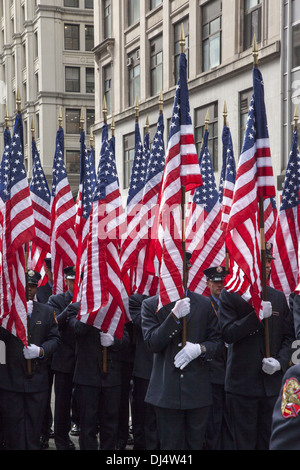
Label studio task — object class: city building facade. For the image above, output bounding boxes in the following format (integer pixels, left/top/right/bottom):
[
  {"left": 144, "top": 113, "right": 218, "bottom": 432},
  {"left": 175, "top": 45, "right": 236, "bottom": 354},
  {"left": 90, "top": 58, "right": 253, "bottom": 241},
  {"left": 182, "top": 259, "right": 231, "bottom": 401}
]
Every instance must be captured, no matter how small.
[
  {"left": 0, "top": 0, "right": 94, "bottom": 193},
  {"left": 93, "top": 0, "right": 290, "bottom": 206}
]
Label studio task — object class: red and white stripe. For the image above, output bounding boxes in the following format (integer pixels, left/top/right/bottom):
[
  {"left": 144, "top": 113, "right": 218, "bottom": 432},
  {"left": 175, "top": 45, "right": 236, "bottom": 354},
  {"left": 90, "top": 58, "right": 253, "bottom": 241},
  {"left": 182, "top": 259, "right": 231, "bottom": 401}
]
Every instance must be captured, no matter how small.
[
  {"left": 154, "top": 123, "right": 202, "bottom": 310},
  {"left": 50, "top": 177, "right": 77, "bottom": 295}
]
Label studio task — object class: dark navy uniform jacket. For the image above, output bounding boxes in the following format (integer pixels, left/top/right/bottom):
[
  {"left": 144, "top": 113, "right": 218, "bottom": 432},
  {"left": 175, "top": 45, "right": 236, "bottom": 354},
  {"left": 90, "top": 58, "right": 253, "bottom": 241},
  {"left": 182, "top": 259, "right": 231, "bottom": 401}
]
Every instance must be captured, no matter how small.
[
  {"left": 219, "top": 286, "right": 295, "bottom": 397},
  {"left": 48, "top": 290, "right": 75, "bottom": 374},
  {"left": 0, "top": 301, "right": 60, "bottom": 393},
  {"left": 67, "top": 302, "right": 130, "bottom": 388},
  {"left": 270, "top": 364, "right": 300, "bottom": 450},
  {"left": 142, "top": 291, "right": 222, "bottom": 410},
  {"left": 129, "top": 294, "right": 153, "bottom": 380}
]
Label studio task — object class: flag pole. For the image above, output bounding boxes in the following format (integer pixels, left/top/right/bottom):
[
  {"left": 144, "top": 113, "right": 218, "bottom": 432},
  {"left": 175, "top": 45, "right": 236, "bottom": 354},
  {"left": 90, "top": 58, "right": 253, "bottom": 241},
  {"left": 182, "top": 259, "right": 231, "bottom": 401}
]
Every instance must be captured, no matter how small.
[
  {"left": 223, "top": 102, "right": 230, "bottom": 272},
  {"left": 253, "top": 36, "right": 270, "bottom": 358},
  {"left": 102, "top": 96, "right": 108, "bottom": 375},
  {"left": 179, "top": 24, "right": 188, "bottom": 348},
  {"left": 18, "top": 88, "right": 32, "bottom": 375}
]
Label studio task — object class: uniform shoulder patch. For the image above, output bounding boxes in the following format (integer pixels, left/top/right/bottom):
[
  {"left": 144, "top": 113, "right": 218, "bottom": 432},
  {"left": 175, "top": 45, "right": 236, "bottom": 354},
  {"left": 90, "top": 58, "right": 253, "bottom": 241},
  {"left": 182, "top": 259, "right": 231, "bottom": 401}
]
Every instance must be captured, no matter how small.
[{"left": 281, "top": 377, "right": 300, "bottom": 419}]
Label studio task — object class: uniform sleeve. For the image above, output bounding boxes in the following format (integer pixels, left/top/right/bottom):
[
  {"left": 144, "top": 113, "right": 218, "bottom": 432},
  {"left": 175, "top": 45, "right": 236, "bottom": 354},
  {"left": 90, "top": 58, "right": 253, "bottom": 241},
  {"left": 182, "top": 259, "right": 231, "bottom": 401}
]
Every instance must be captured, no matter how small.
[
  {"left": 40, "top": 309, "right": 60, "bottom": 359},
  {"left": 141, "top": 298, "right": 182, "bottom": 354},
  {"left": 218, "top": 289, "right": 263, "bottom": 344},
  {"left": 129, "top": 294, "right": 148, "bottom": 330}
]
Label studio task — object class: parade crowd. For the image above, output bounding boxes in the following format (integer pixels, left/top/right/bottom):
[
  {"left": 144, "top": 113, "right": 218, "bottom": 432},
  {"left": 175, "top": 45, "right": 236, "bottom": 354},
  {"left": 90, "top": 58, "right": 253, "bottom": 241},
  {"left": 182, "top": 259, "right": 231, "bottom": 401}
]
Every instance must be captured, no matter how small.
[{"left": 0, "top": 244, "right": 298, "bottom": 451}]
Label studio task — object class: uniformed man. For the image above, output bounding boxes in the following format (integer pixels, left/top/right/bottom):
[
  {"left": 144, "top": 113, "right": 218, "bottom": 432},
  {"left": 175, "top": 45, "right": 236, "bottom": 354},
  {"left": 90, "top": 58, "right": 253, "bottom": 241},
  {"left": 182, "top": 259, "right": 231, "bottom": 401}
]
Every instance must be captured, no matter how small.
[
  {"left": 66, "top": 302, "right": 129, "bottom": 450},
  {"left": 141, "top": 253, "right": 222, "bottom": 450},
  {"left": 203, "top": 265, "right": 234, "bottom": 450},
  {"left": 0, "top": 270, "right": 60, "bottom": 450},
  {"left": 218, "top": 243, "right": 295, "bottom": 450},
  {"left": 269, "top": 363, "right": 300, "bottom": 450},
  {"left": 48, "top": 265, "right": 77, "bottom": 450},
  {"left": 130, "top": 293, "right": 159, "bottom": 450},
  {"left": 37, "top": 255, "right": 55, "bottom": 449},
  {"left": 36, "top": 256, "right": 53, "bottom": 304}
]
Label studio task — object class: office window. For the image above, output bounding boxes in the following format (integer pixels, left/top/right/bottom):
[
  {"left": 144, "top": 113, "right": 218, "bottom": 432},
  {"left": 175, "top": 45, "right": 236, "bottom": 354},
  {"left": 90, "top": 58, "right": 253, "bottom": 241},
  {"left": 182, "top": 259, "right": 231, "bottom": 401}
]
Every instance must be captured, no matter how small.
[
  {"left": 66, "top": 150, "right": 80, "bottom": 173},
  {"left": 202, "top": 0, "right": 222, "bottom": 72},
  {"left": 150, "top": 0, "right": 162, "bottom": 10},
  {"left": 104, "top": 0, "right": 111, "bottom": 39},
  {"left": 124, "top": 132, "right": 135, "bottom": 188},
  {"left": 128, "top": 0, "right": 140, "bottom": 27},
  {"left": 293, "top": 24, "right": 300, "bottom": 68},
  {"left": 244, "top": 0, "right": 262, "bottom": 51},
  {"left": 65, "top": 67, "right": 80, "bottom": 92},
  {"left": 150, "top": 35, "right": 163, "bottom": 97},
  {"left": 240, "top": 89, "right": 253, "bottom": 152},
  {"left": 195, "top": 103, "right": 218, "bottom": 170},
  {"left": 85, "top": 0, "right": 93, "bottom": 8},
  {"left": 174, "top": 18, "right": 189, "bottom": 83},
  {"left": 64, "top": 0, "right": 79, "bottom": 7},
  {"left": 66, "top": 108, "right": 81, "bottom": 134},
  {"left": 85, "top": 25, "right": 94, "bottom": 51},
  {"left": 104, "top": 64, "right": 112, "bottom": 115},
  {"left": 64, "top": 24, "right": 80, "bottom": 50},
  {"left": 87, "top": 109, "right": 95, "bottom": 135},
  {"left": 127, "top": 50, "right": 140, "bottom": 106},
  {"left": 86, "top": 67, "right": 94, "bottom": 93}
]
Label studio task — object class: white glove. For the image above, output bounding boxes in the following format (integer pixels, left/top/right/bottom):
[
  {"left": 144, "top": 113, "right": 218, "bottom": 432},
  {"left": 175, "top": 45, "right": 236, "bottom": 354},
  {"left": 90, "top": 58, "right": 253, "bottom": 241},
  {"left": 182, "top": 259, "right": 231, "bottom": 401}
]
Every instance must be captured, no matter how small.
[
  {"left": 27, "top": 300, "right": 33, "bottom": 315},
  {"left": 261, "top": 300, "right": 272, "bottom": 319},
  {"left": 100, "top": 332, "right": 114, "bottom": 347},
  {"left": 172, "top": 298, "right": 190, "bottom": 320},
  {"left": 174, "top": 342, "right": 201, "bottom": 370},
  {"left": 262, "top": 357, "right": 281, "bottom": 375},
  {"left": 23, "top": 344, "right": 41, "bottom": 360}
]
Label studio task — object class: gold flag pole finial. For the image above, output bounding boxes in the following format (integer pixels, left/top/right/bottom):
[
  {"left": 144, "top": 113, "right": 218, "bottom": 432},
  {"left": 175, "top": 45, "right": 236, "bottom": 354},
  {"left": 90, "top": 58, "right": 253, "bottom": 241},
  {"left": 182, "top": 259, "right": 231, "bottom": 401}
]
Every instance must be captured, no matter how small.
[
  {"left": 223, "top": 101, "right": 228, "bottom": 127},
  {"left": 159, "top": 89, "right": 163, "bottom": 114},
  {"left": 90, "top": 128, "right": 94, "bottom": 148},
  {"left": 205, "top": 109, "right": 210, "bottom": 131},
  {"left": 252, "top": 34, "right": 258, "bottom": 67},
  {"left": 16, "top": 87, "right": 21, "bottom": 113},
  {"left": 31, "top": 118, "right": 35, "bottom": 141},
  {"left": 103, "top": 96, "right": 107, "bottom": 125},
  {"left": 180, "top": 23, "right": 185, "bottom": 53},
  {"left": 111, "top": 116, "right": 115, "bottom": 137},
  {"left": 58, "top": 107, "right": 63, "bottom": 128},
  {"left": 80, "top": 108, "right": 85, "bottom": 132},
  {"left": 5, "top": 106, "right": 9, "bottom": 129},
  {"left": 135, "top": 96, "right": 139, "bottom": 122},
  {"left": 294, "top": 106, "right": 299, "bottom": 132}
]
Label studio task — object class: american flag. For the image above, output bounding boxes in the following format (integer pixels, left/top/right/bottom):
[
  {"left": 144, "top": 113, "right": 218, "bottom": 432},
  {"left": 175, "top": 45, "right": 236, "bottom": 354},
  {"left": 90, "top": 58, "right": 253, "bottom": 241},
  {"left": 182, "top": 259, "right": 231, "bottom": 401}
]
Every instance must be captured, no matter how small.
[
  {"left": 272, "top": 130, "right": 300, "bottom": 296},
  {"left": 135, "top": 112, "right": 165, "bottom": 296},
  {"left": 50, "top": 127, "right": 77, "bottom": 295},
  {"left": 28, "top": 139, "right": 51, "bottom": 277},
  {"left": 73, "top": 130, "right": 96, "bottom": 302},
  {"left": 78, "top": 123, "right": 128, "bottom": 339},
  {"left": 120, "top": 121, "right": 146, "bottom": 291},
  {"left": 224, "top": 67, "right": 276, "bottom": 319},
  {"left": 151, "top": 52, "right": 202, "bottom": 310},
  {"left": 0, "top": 113, "right": 35, "bottom": 345},
  {"left": 264, "top": 196, "right": 277, "bottom": 243},
  {"left": 219, "top": 124, "right": 236, "bottom": 232},
  {"left": 0, "top": 128, "right": 12, "bottom": 268},
  {"left": 185, "top": 129, "right": 225, "bottom": 296}
]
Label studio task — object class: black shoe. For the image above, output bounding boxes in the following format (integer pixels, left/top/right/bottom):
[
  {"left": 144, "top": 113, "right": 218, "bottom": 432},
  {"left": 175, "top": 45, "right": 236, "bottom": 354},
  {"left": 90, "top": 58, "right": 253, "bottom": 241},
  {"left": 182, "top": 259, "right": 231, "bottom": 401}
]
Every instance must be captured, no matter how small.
[{"left": 70, "top": 424, "right": 80, "bottom": 436}]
